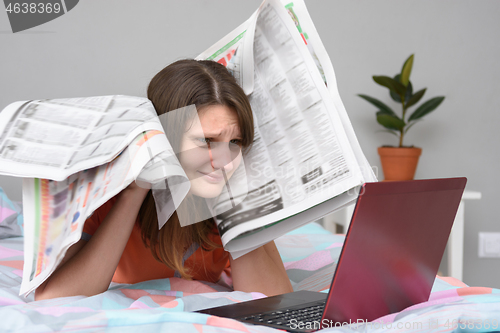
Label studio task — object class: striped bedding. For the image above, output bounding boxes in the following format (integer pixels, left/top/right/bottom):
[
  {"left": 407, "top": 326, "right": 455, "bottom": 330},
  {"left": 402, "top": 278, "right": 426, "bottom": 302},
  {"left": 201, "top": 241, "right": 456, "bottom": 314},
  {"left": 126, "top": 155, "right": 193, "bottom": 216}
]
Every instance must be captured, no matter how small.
[{"left": 1, "top": 220, "right": 500, "bottom": 332}]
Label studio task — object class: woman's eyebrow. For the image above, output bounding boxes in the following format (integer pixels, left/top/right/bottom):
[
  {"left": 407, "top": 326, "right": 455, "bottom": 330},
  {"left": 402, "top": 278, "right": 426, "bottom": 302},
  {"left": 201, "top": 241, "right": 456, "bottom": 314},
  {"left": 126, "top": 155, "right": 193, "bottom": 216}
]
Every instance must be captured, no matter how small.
[
  {"left": 201, "top": 128, "right": 242, "bottom": 138},
  {"left": 200, "top": 130, "right": 223, "bottom": 137}
]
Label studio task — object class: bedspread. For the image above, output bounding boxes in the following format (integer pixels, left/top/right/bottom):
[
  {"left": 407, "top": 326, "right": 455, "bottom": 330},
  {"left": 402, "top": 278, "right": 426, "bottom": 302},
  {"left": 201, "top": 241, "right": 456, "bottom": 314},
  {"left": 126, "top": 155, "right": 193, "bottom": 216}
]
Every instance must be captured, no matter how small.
[{"left": 1, "top": 223, "right": 500, "bottom": 332}]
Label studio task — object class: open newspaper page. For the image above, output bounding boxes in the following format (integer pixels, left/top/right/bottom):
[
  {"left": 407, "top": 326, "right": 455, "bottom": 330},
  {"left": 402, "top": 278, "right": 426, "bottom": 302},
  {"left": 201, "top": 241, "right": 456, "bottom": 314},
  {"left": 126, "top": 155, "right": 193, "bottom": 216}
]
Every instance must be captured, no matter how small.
[
  {"left": 0, "top": 95, "right": 191, "bottom": 296},
  {"left": 0, "top": 96, "right": 166, "bottom": 180},
  {"left": 196, "top": 3, "right": 262, "bottom": 95},
  {"left": 198, "top": 0, "right": 377, "bottom": 258},
  {"left": 281, "top": 0, "right": 376, "bottom": 183},
  {"left": 20, "top": 131, "right": 188, "bottom": 296}
]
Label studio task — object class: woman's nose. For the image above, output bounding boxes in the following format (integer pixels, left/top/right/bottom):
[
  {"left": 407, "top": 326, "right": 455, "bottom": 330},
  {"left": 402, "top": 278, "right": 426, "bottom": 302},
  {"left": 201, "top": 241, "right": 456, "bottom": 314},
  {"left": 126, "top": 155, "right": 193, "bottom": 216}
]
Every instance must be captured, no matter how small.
[{"left": 209, "top": 142, "right": 239, "bottom": 172}]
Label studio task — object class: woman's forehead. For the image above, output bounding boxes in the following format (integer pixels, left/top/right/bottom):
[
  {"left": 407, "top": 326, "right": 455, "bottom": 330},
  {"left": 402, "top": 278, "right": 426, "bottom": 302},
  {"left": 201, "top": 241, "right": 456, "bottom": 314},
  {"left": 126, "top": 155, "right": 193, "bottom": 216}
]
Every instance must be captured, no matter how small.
[{"left": 187, "top": 105, "right": 241, "bottom": 137}]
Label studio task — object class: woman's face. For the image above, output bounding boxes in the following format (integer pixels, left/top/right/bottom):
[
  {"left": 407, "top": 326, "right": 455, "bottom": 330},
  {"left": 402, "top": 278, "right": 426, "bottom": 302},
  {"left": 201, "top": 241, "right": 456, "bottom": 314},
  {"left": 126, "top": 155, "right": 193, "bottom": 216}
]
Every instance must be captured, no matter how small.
[{"left": 178, "top": 105, "right": 243, "bottom": 198}]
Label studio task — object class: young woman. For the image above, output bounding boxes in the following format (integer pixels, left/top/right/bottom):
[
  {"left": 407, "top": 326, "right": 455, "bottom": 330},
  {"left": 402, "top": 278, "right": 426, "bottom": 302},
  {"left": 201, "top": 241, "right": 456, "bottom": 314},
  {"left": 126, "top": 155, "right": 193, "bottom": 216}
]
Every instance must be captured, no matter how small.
[{"left": 35, "top": 59, "right": 293, "bottom": 300}]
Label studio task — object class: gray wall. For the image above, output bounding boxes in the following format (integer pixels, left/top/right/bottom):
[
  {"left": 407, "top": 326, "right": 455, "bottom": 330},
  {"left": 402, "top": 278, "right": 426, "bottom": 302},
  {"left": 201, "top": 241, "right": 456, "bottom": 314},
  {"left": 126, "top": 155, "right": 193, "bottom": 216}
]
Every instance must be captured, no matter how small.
[{"left": 1, "top": 1, "right": 499, "bottom": 288}]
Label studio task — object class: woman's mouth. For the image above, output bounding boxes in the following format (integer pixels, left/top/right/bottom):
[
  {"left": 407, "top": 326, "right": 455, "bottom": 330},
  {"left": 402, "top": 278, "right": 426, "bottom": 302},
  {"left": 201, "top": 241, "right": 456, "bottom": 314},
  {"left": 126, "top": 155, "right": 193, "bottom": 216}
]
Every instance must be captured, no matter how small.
[{"left": 198, "top": 170, "right": 224, "bottom": 183}]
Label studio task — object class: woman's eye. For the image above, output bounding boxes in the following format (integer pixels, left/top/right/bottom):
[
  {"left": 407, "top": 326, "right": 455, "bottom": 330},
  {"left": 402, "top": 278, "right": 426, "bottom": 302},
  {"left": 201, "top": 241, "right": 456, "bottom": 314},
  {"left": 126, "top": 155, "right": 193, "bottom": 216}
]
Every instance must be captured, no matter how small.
[
  {"left": 197, "top": 137, "right": 211, "bottom": 144},
  {"left": 230, "top": 139, "right": 243, "bottom": 146}
]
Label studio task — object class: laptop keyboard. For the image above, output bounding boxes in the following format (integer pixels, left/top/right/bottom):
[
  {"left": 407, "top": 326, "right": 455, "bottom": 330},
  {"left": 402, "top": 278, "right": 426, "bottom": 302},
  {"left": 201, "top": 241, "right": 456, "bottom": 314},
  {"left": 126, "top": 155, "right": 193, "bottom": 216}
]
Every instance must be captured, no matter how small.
[{"left": 237, "top": 300, "right": 326, "bottom": 327}]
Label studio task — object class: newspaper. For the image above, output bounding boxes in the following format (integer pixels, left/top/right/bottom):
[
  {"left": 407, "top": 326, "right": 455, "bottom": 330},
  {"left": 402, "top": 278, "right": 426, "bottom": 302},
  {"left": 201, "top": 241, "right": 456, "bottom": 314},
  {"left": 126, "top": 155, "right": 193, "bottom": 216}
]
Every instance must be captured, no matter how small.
[
  {"left": 0, "top": 96, "right": 163, "bottom": 180},
  {"left": 0, "top": 96, "right": 191, "bottom": 296},
  {"left": 0, "top": 0, "right": 377, "bottom": 296},
  {"left": 197, "top": 0, "right": 377, "bottom": 257}
]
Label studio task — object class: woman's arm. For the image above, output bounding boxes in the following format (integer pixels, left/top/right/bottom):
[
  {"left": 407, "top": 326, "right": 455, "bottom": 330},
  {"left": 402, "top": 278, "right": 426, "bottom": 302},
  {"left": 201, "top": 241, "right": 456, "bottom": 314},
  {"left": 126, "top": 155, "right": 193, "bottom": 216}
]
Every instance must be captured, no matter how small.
[
  {"left": 229, "top": 241, "right": 293, "bottom": 297},
  {"left": 34, "top": 184, "right": 149, "bottom": 300}
]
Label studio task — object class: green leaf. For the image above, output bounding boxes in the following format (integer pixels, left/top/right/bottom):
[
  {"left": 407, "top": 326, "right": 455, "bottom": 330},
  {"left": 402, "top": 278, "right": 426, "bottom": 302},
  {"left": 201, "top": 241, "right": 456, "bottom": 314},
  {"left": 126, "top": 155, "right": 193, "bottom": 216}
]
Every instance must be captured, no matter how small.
[
  {"left": 390, "top": 75, "right": 402, "bottom": 103},
  {"left": 406, "top": 88, "right": 426, "bottom": 108},
  {"left": 357, "top": 94, "right": 397, "bottom": 117},
  {"left": 377, "top": 113, "right": 406, "bottom": 131},
  {"left": 373, "top": 76, "right": 406, "bottom": 97},
  {"left": 408, "top": 96, "right": 445, "bottom": 122},
  {"left": 376, "top": 110, "right": 391, "bottom": 117},
  {"left": 390, "top": 75, "right": 412, "bottom": 104},
  {"left": 401, "top": 54, "right": 414, "bottom": 86},
  {"left": 404, "top": 81, "right": 413, "bottom": 105}
]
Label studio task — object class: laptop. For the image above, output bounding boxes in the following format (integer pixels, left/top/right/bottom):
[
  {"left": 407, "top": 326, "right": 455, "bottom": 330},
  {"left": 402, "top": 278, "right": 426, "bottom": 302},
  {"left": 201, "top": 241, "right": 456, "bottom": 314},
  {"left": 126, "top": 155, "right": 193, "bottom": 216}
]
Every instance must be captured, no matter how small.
[{"left": 197, "top": 178, "right": 467, "bottom": 332}]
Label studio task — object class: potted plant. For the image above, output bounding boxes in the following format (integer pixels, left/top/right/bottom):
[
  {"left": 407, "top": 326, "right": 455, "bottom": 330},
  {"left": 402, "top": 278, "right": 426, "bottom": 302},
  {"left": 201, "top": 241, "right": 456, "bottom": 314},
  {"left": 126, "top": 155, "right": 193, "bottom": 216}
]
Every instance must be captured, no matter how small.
[{"left": 358, "top": 54, "right": 445, "bottom": 181}]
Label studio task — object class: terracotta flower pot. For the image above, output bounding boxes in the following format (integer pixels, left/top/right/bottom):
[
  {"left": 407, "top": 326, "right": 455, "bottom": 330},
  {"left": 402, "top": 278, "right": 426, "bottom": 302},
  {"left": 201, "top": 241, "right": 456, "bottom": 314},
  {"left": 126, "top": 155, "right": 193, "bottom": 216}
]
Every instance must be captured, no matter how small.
[{"left": 378, "top": 147, "right": 422, "bottom": 181}]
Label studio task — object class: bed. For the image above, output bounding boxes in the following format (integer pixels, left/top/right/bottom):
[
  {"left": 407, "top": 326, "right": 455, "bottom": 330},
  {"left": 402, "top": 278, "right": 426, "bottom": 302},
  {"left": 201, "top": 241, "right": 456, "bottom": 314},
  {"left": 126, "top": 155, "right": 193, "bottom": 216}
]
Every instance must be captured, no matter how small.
[{"left": 1, "top": 187, "right": 500, "bottom": 332}]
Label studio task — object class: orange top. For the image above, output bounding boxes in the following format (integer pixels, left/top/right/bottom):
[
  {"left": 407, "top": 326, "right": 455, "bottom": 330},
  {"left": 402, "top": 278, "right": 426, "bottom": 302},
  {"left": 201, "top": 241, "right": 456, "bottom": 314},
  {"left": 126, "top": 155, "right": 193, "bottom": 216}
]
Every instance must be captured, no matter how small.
[{"left": 83, "top": 197, "right": 231, "bottom": 284}]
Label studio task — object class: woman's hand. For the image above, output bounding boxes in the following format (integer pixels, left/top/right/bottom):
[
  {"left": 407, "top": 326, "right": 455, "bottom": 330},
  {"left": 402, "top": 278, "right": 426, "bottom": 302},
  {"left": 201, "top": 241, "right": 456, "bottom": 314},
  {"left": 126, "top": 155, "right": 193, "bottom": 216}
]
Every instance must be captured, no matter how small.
[
  {"left": 34, "top": 181, "right": 149, "bottom": 300},
  {"left": 229, "top": 241, "right": 293, "bottom": 297}
]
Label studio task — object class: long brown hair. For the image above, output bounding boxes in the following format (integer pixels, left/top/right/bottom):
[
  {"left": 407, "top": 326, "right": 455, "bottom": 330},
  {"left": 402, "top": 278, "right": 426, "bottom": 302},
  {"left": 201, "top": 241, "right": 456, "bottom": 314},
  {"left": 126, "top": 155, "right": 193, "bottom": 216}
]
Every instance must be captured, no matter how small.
[{"left": 141, "top": 59, "right": 254, "bottom": 279}]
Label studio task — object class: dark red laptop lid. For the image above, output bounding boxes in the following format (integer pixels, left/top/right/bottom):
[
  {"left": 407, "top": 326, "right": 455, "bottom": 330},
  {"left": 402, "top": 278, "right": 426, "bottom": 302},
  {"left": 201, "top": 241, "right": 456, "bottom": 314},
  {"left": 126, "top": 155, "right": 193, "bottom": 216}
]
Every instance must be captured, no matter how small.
[{"left": 322, "top": 178, "right": 467, "bottom": 324}]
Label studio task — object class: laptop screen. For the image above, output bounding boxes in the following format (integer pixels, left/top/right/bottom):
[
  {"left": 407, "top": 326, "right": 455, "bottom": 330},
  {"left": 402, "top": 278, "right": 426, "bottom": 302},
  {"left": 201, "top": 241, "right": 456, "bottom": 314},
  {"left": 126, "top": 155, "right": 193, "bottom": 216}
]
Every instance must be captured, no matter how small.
[{"left": 322, "top": 178, "right": 466, "bottom": 324}]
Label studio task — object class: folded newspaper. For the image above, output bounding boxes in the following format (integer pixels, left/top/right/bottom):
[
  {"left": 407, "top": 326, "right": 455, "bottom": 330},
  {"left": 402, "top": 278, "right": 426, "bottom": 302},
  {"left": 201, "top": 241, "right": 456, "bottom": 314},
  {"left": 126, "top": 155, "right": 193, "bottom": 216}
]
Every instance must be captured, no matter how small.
[{"left": 0, "top": 0, "right": 376, "bottom": 297}]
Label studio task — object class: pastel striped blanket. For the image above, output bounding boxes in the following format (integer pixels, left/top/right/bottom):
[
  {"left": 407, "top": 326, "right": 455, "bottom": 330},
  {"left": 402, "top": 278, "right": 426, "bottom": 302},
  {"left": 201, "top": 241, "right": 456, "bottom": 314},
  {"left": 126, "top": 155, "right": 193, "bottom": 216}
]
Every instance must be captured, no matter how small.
[{"left": 1, "top": 223, "right": 499, "bottom": 332}]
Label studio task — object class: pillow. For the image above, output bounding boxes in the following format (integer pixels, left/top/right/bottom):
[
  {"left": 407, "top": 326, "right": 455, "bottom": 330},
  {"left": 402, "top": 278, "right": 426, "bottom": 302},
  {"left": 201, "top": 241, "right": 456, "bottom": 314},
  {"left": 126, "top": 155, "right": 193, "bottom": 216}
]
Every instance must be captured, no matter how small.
[{"left": 0, "top": 187, "right": 23, "bottom": 239}]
